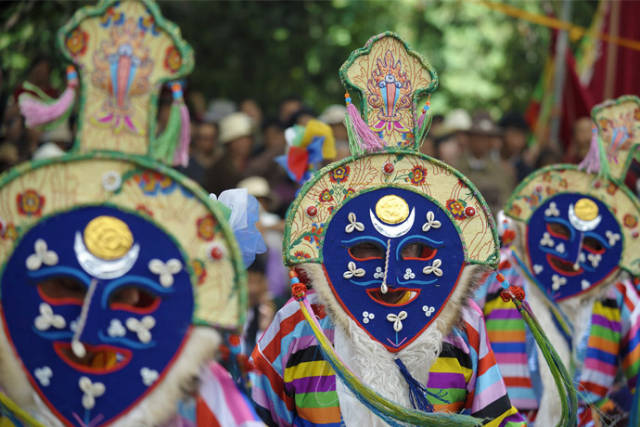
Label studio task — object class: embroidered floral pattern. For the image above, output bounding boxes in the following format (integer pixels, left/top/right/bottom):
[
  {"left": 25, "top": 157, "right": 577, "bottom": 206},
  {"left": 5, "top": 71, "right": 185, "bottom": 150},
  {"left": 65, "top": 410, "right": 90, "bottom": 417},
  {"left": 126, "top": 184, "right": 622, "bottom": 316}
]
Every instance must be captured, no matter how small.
[
  {"left": 329, "top": 166, "right": 350, "bottom": 183},
  {"left": 607, "top": 182, "right": 618, "bottom": 195},
  {"left": 446, "top": 199, "right": 466, "bottom": 220},
  {"left": 343, "top": 187, "right": 356, "bottom": 200},
  {"left": 1, "top": 223, "right": 17, "bottom": 240},
  {"left": 406, "top": 165, "right": 426, "bottom": 185},
  {"left": 293, "top": 251, "right": 311, "bottom": 260},
  {"left": 65, "top": 29, "right": 88, "bottom": 56},
  {"left": 319, "top": 189, "right": 333, "bottom": 202},
  {"left": 191, "top": 259, "right": 207, "bottom": 284},
  {"left": 17, "top": 189, "right": 45, "bottom": 217},
  {"left": 196, "top": 215, "right": 216, "bottom": 241},
  {"left": 302, "top": 223, "right": 324, "bottom": 248},
  {"left": 135, "top": 204, "right": 153, "bottom": 217},
  {"left": 624, "top": 214, "right": 638, "bottom": 228},
  {"left": 164, "top": 46, "right": 182, "bottom": 73}
]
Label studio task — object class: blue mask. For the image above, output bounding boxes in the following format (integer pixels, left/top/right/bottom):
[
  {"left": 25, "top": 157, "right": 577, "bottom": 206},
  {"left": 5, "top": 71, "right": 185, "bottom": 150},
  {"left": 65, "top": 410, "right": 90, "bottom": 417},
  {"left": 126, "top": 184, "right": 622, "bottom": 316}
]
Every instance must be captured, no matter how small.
[
  {"left": 322, "top": 188, "right": 465, "bottom": 352},
  {"left": 526, "top": 193, "right": 622, "bottom": 300},
  {"left": 1, "top": 206, "right": 193, "bottom": 426}
]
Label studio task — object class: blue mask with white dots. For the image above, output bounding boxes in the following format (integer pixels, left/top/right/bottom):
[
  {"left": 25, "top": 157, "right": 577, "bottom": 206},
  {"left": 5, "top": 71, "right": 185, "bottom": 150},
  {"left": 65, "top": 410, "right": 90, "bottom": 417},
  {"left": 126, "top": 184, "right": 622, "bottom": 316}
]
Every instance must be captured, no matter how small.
[
  {"left": 1, "top": 206, "right": 193, "bottom": 426},
  {"left": 525, "top": 193, "right": 622, "bottom": 300},
  {"left": 322, "top": 188, "right": 465, "bottom": 352}
]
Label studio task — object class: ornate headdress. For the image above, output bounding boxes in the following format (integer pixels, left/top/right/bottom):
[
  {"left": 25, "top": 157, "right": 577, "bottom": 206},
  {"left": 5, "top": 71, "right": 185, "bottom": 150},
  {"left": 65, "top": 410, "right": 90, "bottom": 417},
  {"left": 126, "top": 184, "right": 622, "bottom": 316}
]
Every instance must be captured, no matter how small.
[
  {"left": 0, "top": 1, "right": 247, "bottom": 425},
  {"left": 282, "top": 32, "right": 500, "bottom": 425},
  {"left": 505, "top": 95, "right": 640, "bottom": 301}
]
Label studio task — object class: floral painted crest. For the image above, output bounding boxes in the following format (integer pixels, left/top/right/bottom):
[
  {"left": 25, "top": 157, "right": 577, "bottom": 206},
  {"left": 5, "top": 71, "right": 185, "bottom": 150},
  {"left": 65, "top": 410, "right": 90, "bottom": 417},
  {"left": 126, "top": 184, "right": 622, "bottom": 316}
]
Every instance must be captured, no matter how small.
[{"left": 340, "top": 32, "right": 437, "bottom": 149}]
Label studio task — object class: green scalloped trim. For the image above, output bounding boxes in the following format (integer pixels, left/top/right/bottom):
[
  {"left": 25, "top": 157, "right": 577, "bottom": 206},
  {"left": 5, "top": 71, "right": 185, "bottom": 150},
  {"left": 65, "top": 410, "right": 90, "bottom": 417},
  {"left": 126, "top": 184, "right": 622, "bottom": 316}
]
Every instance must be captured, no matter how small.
[
  {"left": 56, "top": 0, "right": 195, "bottom": 160},
  {"left": 282, "top": 148, "right": 499, "bottom": 268},
  {"left": 0, "top": 151, "right": 246, "bottom": 329},
  {"left": 338, "top": 32, "right": 439, "bottom": 152},
  {"left": 591, "top": 94, "right": 640, "bottom": 183},
  {"left": 504, "top": 162, "right": 640, "bottom": 276}
]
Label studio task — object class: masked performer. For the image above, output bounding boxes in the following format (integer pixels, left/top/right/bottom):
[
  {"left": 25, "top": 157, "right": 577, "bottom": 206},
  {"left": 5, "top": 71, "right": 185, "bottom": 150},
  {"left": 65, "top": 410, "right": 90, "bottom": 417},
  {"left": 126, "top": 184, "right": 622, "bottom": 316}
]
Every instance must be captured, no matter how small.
[
  {"left": 477, "top": 96, "right": 640, "bottom": 426},
  {"left": 250, "top": 32, "right": 527, "bottom": 426},
  {"left": 0, "top": 1, "right": 263, "bottom": 426}
]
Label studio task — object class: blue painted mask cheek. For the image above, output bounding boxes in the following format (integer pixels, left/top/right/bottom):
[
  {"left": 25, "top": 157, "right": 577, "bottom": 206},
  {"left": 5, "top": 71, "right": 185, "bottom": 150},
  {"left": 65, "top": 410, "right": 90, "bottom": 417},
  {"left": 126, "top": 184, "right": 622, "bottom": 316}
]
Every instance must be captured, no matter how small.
[
  {"left": 0, "top": 206, "right": 194, "bottom": 426},
  {"left": 321, "top": 188, "right": 465, "bottom": 352},
  {"left": 525, "top": 193, "right": 622, "bottom": 300}
]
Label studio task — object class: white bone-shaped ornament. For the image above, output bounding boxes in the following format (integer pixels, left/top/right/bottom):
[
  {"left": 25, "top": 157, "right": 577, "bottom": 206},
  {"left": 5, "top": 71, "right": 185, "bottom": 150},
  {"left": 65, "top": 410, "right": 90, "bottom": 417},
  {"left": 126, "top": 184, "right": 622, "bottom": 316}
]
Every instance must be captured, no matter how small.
[
  {"left": 403, "top": 268, "right": 416, "bottom": 280},
  {"left": 126, "top": 316, "right": 155, "bottom": 343},
  {"left": 35, "top": 366, "right": 52, "bottom": 386},
  {"left": 373, "top": 266, "right": 384, "bottom": 279},
  {"left": 361, "top": 311, "right": 375, "bottom": 324},
  {"left": 533, "top": 264, "right": 544, "bottom": 274},
  {"left": 79, "top": 377, "right": 105, "bottom": 410},
  {"left": 555, "top": 243, "right": 565, "bottom": 254},
  {"left": 540, "top": 232, "right": 554, "bottom": 247},
  {"left": 34, "top": 303, "right": 66, "bottom": 331},
  {"left": 343, "top": 261, "right": 365, "bottom": 279},
  {"left": 423, "top": 259, "right": 443, "bottom": 277},
  {"left": 551, "top": 274, "right": 567, "bottom": 291},
  {"left": 148, "top": 258, "right": 182, "bottom": 287},
  {"left": 386, "top": 311, "right": 408, "bottom": 332},
  {"left": 587, "top": 253, "right": 602, "bottom": 268},
  {"left": 422, "top": 305, "right": 435, "bottom": 317},
  {"left": 26, "top": 239, "right": 58, "bottom": 271},
  {"left": 108, "top": 319, "right": 126, "bottom": 337},
  {"left": 545, "top": 202, "right": 560, "bottom": 217},
  {"left": 579, "top": 252, "right": 586, "bottom": 263},
  {"left": 422, "top": 211, "right": 441, "bottom": 232},
  {"left": 605, "top": 230, "right": 621, "bottom": 246},
  {"left": 140, "top": 367, "right": 159, "bottom": 386},
  {"left": 581, "top": 279, "right": 591, "bottom": 290},
  {"left": 345, "top": 212, "right": 365, "bottom": 233}
]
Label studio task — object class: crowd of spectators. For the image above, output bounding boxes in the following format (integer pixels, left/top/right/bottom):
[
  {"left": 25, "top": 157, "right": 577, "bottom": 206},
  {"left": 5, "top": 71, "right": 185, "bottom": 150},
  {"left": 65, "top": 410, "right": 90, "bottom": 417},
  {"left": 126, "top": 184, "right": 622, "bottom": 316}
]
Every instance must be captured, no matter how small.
[{"left": 0, "top": 56, "right": 594, "bottom": 348}]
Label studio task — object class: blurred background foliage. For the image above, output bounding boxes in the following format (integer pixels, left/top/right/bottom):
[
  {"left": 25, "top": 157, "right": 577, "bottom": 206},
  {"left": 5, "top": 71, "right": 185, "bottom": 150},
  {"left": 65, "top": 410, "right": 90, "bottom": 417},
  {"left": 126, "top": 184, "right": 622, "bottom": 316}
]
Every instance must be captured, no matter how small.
[{"left": 1, "top": 0, "right": 598, "bottom": 117}]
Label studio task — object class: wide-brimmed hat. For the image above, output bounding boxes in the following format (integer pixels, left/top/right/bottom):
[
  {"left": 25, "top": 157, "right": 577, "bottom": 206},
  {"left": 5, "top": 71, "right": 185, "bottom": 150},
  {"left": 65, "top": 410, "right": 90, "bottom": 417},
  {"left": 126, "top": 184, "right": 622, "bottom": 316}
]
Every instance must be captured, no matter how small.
[
  {"left": 219, "top": 112, "right": 252, "bottom": 144},
  {"left": 238, "top": 176, "right": 272, "bottom": 199},
  {"left": 468, "top": 114, "right": 502, "bottom": 136},
  {"left": 319, "top": 104, "right": 347, "bottom": 125}
]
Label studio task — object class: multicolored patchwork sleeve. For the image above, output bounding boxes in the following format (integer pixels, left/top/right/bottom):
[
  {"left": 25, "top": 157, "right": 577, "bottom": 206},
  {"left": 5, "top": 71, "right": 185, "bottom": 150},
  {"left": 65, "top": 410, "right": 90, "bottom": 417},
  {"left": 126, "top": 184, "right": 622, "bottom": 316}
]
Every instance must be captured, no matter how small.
[
  {"left": 249, "top": 292, "right": 339, "bottom": 427},
  {"left": 617, "top": 280, "right": 640, "bottom": 391},
  {"left": 461, "top": 300, "right": 526, "bottom": 426},
  {"left": 250, "top": 299, "right": 299, "bottom": 427}
]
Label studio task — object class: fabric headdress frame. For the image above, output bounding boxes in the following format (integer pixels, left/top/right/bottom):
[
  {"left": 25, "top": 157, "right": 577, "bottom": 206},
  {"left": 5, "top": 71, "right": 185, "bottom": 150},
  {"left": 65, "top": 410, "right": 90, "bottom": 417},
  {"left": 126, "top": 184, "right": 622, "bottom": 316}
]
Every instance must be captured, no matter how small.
[
  {"left": 0, "top": 1, "right": 245, "bottom": 426},
  {"left": 505, "top": 95, "right": 640, "bottom": 276}
]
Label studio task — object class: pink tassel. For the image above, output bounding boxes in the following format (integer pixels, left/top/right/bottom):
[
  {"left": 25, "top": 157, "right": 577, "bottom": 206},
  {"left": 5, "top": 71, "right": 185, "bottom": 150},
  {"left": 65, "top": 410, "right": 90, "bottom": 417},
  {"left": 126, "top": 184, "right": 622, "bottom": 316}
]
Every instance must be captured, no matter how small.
[
  {"left": 19, "top": 66, "right": 77, "bottom": 128},
  {"left": 173, "top": 103, "right": 191, "bottom": 167},
  {"left": 346, "top": 98, "right": 384, "bottom": 152},
  {"left": 417, "top": 102, "right": 430, "bottom": 131},
  {"left": 578, "top": 126, "right": 600, "bottom": 174}
]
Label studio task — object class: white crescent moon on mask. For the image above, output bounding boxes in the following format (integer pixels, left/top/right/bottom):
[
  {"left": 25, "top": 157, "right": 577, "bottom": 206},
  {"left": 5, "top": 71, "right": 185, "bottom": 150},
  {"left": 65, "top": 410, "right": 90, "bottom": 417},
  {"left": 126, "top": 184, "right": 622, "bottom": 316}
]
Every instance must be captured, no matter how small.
[
  {"left": 74, "top": 232, "right": 140, "bottom": 279},
  {"left": 568, "top": 204, "right": 601, "bottom": 232},
  {"left": 369, "top": 208, "right": 415, "bottom": 238}
]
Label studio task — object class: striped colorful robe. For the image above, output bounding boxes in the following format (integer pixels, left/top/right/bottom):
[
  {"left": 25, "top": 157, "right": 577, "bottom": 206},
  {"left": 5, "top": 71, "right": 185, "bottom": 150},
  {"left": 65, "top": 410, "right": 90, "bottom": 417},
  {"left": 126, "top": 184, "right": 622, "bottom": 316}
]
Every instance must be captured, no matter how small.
[
  {"left": 476, "top": 249, "right": 640, "bottom": 423},
  {"left": 250, "top": 290, "right": 524, "bottom": 426}
]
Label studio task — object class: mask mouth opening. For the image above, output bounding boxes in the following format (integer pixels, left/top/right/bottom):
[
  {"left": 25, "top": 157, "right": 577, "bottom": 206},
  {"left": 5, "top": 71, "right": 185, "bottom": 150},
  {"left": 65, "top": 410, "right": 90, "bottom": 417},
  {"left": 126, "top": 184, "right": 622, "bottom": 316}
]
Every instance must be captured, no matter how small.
[
  {"left": 546, "top": 253, "right": 583, "bottom": 276},
  {"left": 53, "top": 341, "right": 132, "bottom": 374},
  {"left": 366, "top": 287, "right": 420, "bottom": 306}
]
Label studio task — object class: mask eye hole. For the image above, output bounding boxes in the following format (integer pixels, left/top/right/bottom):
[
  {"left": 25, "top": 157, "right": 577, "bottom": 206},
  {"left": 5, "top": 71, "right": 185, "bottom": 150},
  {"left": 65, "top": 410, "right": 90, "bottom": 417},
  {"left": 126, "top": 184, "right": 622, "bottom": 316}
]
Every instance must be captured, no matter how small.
[
  {"left": 348, "top": 242, "right": 384, "bottom": 260},
  {"left": 38, "top": 277, "right": 86, "bottom": 305},
  {"left": 583, "top": 237, "right": 605, "bottom": 254},
  {"left": 547, "top": 222, "right": 571, "bottom": 239},
  {"left": 109, "top": 286, "right": 160, "bottom": 314},
  {"left": 401, "top": 242, "right": 437, "bottom": 261}
]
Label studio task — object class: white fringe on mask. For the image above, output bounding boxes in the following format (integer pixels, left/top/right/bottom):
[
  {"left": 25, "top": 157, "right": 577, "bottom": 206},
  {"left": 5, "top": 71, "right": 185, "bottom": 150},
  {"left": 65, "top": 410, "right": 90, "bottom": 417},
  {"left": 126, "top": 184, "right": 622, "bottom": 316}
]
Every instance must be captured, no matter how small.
[
  {"left": 0, "top": 323, "right": 220, "bottom": 427},
  {"left": 300, "top": 263, "right": 485, "bottom": 426}
]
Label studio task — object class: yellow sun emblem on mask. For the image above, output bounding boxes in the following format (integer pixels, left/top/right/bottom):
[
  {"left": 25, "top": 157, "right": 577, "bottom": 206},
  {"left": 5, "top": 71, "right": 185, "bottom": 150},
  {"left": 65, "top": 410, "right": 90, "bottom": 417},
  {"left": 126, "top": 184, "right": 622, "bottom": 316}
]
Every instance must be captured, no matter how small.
[
  {"left": 574, "top": 198, "right": 599, "bottom": 221},
  {"left": 84, "top": 216, "right": 134, "bottom": 260},
  {"left": 375, "top": 195, "right": 409, "bottom": 224}
]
